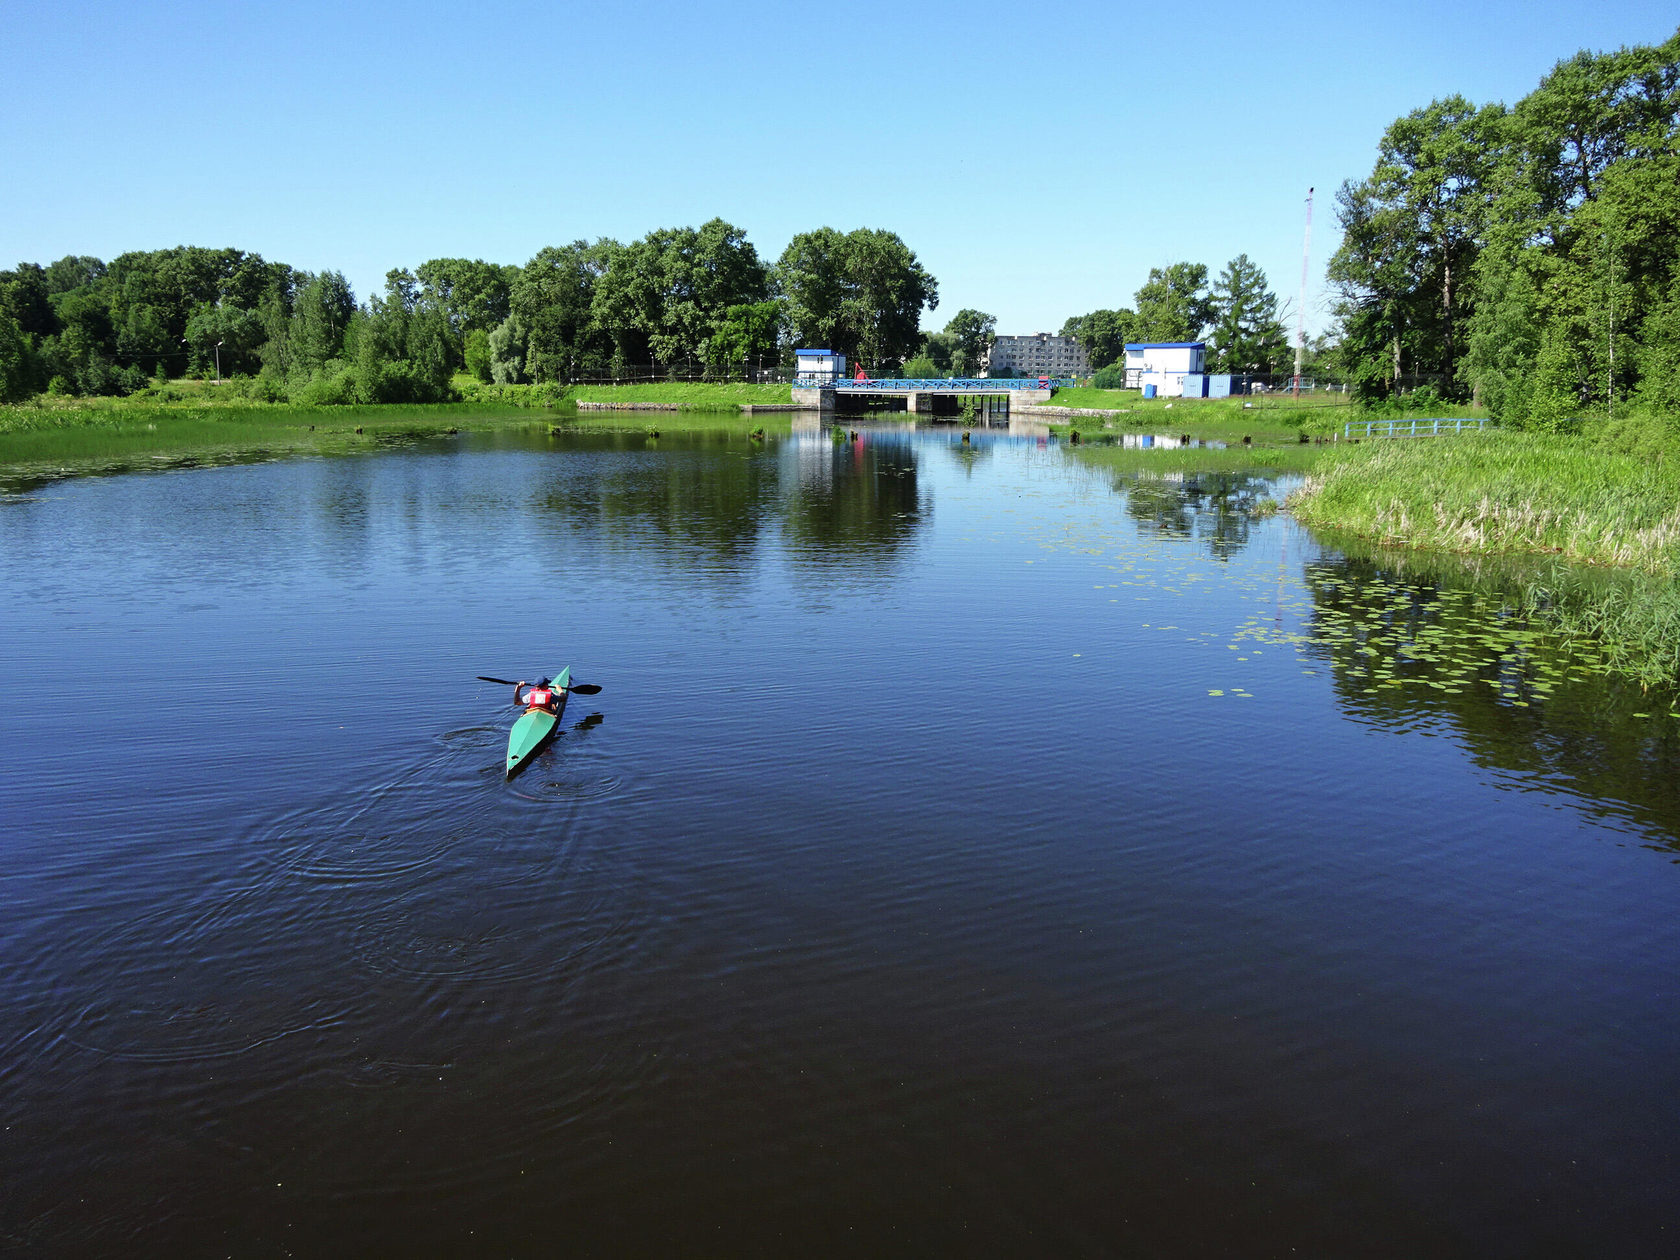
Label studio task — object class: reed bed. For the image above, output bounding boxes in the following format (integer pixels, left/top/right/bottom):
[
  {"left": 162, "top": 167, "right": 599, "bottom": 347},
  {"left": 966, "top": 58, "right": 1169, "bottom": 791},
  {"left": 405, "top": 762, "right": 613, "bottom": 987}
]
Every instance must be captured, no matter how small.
[
  {"left": 1291, "top": 432, "right": 1680, "bottom": 687},
  {"left": 1289, "top": 433, "right": 1680, "bottom": 573}
]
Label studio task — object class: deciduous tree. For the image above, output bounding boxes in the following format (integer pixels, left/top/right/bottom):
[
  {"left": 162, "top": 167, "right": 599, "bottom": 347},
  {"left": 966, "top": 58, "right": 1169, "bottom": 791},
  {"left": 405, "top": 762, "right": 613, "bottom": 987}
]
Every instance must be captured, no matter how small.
[
  {"left": 775, "top": 228, "right": 937, "bottom": 369},
  {"left": 943, "top": 309, "right": 995, "bottom": 375},
  {"left": 1131, "top": 263, "right": 1215, "bottom": 344},
  {"left": 1329, "top": 95, "right": 1506, "bottom": 400},
  {"left": 1059, "top": 308, "right": 1135, "bottom": 368}
]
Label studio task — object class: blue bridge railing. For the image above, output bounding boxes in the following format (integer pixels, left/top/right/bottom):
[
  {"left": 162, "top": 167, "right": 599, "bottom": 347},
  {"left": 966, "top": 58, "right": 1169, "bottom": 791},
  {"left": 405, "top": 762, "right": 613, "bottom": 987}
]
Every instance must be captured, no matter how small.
[
  {"left": 793, "top": 376, "right": 1073, "bottom": 391},
  {"left": 1343, "top": 417, "right": 1492, "bottom": 439}
]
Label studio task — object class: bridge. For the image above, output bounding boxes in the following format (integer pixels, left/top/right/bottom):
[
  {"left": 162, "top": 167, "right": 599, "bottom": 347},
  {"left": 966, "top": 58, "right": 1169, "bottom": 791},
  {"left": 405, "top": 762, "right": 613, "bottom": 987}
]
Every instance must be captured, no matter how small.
[{"left": 791, "top": 376, "right": 1075, "bottom": 412}]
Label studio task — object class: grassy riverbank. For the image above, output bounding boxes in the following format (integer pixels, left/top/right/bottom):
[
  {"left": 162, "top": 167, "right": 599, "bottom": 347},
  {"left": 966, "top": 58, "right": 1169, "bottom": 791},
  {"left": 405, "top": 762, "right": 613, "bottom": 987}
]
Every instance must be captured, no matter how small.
[
  {"left": 567, "top": 382, "right": 791, "bottom": 409},
  {"left": 1044, "top": 387, "right": 1486, "bottom": 434},
  {"left": 1288, "top": 427, "right": 1680, "bottom": 687},
  {"left": 0, "top": 400, "right": 536, "bottom": 488},
  {"left": 1289, "top": 431, "right": 1680, "bottom": 572},
  {"left": 1044, "top": 391, "right": 1362, "bottom": 441},
  {"left": 1070, "top": 439, "right": 1329, "bottom": 476}
]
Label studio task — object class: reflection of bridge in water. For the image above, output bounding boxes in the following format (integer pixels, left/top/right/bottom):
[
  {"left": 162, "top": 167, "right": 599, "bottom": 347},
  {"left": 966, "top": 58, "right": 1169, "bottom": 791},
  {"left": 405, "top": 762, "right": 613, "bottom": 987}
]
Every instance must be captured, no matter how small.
[{"left": 791, "top": 376, "right": 1075, "bottom": 414}]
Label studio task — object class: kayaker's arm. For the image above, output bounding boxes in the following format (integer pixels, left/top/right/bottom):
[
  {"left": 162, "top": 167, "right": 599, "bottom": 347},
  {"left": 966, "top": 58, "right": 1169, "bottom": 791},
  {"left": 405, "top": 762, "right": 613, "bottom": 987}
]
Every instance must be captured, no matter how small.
[{"left": 512, "top": 681, "right": 527, "bottom": 706}]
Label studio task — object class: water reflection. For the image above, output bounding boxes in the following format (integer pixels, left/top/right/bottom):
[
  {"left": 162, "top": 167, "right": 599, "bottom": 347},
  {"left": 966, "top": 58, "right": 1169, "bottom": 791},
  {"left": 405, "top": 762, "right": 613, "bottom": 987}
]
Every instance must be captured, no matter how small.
[
  {"left": 1292, "top": 547, "right": 1680, "bottom": 844},
  {"left": 519, "top": 428, "right": 925, "bottom": 573},
  {"left": 782, "top": 428, "right": 922, "bottom": 560},
  {"left": 1116, "top": 433, "right": 1227, "bottom": 450},
  {"left": 1118, "top": 470, "right": 1274, "bottom": 561},
  {"left": 538, "top": 433, "right": 779, "bottom": 567}
]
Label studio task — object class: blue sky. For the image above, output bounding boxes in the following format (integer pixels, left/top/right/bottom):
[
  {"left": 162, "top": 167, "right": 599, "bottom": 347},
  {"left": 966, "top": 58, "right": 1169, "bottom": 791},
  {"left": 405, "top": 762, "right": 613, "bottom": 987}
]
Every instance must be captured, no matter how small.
[{"left": 3, "top": 1, "right": 1675, "bottom": 338}]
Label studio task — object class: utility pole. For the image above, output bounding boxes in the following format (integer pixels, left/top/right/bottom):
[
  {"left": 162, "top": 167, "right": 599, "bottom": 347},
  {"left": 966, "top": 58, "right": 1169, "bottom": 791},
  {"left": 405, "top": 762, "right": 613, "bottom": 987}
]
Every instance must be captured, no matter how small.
[{"left": 1293, "top": 187, "right": 1313, "bottom": 398}]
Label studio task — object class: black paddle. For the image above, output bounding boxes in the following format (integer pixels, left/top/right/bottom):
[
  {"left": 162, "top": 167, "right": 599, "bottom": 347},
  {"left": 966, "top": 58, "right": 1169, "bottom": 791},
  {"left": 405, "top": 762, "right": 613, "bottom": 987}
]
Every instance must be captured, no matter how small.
[{"left": 477, "top": 675, "right": 603, "bottom": 695}]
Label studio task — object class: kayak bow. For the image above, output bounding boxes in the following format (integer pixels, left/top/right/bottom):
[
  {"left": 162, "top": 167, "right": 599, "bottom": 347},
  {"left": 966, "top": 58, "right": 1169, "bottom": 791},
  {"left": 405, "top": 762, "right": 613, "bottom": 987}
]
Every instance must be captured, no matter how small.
[{"left": 505, "top": 666, "right": 570, "bottom": 777}]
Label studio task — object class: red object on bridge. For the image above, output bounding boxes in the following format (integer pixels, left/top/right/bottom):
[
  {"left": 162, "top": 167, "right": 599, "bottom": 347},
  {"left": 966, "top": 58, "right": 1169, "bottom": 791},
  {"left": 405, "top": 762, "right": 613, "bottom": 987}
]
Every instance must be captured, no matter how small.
[{"left": 854, "top": 364, "right": 869, "bottom": 381}]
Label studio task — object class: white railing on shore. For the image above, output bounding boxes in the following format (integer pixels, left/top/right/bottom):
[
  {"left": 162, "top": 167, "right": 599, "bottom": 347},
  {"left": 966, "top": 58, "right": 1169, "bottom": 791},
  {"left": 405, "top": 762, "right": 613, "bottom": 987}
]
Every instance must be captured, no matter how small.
[{"left": 1343, "top": 417, "right": 1491, "bottom": 439}]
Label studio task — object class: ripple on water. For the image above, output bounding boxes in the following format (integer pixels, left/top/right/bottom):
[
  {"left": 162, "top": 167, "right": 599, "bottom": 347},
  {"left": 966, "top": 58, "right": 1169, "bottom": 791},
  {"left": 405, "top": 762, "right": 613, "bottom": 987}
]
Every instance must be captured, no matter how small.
[
  {"left": 62, "top": 990, "right": 352, "bottom": 1065},
  {"left": 349, "top": 904, "right": 610, "bottom": 990},
  {"left": 255, "top": 825, "right": 463, "bottom": 886},
  {"left": 508, "top": 767, "right": 625, "bottom": 803},
  {"left": 338, "top": 1057, "right": 458, "bottom": 1090},
  {"left": 245, "top": 768, "right": 474, "bottom": 885},
  {"left": 435, "top": 724, "right": 501, "bottom": 752}
]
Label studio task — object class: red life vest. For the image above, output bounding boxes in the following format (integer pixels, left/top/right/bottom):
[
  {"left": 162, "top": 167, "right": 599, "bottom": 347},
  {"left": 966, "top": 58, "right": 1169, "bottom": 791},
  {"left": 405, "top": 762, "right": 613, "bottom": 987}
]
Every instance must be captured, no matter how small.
[{"left": 526, "top": 687, "right": 554, "bottom": 709}]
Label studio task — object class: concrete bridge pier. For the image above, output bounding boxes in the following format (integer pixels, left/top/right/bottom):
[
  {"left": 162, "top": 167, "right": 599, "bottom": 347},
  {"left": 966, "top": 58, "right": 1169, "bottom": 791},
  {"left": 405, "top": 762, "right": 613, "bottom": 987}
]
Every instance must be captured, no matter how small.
[
  {"left": 791, "top": 387, "right": 835, "bottom": 411},
  {"left": 904, "top": 392, "right": 921, "bottom": 413}
]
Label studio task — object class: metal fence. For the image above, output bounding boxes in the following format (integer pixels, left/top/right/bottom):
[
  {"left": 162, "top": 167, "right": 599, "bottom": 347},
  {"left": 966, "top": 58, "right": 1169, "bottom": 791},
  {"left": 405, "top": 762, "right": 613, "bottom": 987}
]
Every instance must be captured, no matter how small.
[
  {"left": 1343, "top": 417, "right": 1492, "bottom": 439},
  {"left": 551, "top": 364, "right": 784, "bottom": 385},
  {"left": 794, "top": 376, "right": 1076, "bottom": 391}
]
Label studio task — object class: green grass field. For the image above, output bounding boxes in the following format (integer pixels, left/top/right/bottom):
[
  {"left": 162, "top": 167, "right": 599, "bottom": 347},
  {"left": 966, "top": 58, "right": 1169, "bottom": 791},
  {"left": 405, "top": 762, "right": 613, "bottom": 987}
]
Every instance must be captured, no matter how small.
[
  {"left": 0, "top": 401, "right": 535, "bottom": 487},
  {"left": 568, "top": 382, "right": 791, "bottom": 409}
]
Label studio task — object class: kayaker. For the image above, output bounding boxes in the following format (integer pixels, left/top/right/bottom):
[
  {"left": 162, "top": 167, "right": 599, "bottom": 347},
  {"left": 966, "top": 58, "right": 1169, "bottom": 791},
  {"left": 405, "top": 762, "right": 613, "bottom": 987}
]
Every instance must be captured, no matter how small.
[{"left": 513, "top": 677, "right": 563, "bottom": 714}]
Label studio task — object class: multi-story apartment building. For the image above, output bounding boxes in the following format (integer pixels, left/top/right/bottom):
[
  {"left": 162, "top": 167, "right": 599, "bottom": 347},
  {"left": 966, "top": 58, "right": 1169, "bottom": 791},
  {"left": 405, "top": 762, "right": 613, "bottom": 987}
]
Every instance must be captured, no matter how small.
[{"left": 984, "top": 333, "right": 1089, "bottom": 378}]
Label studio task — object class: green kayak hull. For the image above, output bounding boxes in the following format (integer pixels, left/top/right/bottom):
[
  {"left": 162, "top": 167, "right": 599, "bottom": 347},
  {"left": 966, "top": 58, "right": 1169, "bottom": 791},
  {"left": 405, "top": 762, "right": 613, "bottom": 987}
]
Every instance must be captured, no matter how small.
[{"left": 505, "top": 665, "right": 570, "bottom": 777}]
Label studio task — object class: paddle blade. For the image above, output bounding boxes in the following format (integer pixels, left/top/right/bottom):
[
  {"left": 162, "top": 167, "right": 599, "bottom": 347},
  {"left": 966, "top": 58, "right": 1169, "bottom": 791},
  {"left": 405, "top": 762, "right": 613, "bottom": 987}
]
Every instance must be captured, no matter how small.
[{"left": 566, "top": 684, "right": 602, "bottom": 695}]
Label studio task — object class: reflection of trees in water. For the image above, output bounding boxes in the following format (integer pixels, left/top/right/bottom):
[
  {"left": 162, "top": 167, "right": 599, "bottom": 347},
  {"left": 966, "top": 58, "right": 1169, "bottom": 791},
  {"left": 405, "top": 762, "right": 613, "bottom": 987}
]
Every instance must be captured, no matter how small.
[
  {"left": 538, "top": 432, "right": 776, "bottom": 569},
  {"left": 1298, "top": 553, "right": 1680, "bottom": 847},
  {"left": 942, "top": 433, "right": 994, "bottom": 478},
  {"left": 1118, "top": 471, "right": 1273, "bottom": 561},
  {"left": 531, "top": 430, "right": 923, "bottom": 572},
  {"left": 781, "top": 431, "right": 922, "bottom": 560}
]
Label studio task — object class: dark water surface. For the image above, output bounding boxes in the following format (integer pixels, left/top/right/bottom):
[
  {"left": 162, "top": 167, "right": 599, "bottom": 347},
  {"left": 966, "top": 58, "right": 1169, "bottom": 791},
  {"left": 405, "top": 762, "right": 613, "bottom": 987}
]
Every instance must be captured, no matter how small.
[{"left": 2, "top": 422, "right": 1677, "bottom": 1256}]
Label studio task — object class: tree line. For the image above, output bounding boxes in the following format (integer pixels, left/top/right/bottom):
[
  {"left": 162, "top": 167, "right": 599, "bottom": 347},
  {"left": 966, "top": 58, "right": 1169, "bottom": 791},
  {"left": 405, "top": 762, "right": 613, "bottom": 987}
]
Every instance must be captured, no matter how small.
[
  {"left": 1328, "top": 27, "right": 1680, "bottom": 424},
  {"left": 0, "top": 222, "right": 939, "bottom": 404},
  {"left": 1058, "top": 255, "right": 1295, "bottom": 384}
]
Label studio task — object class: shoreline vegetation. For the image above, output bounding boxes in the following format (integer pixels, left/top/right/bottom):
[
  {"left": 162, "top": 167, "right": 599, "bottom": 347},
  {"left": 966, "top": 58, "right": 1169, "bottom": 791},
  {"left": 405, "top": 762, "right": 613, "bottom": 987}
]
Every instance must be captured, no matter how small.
[{"left": 1287, "top": 430, "right": 1680, "bottom": 688}]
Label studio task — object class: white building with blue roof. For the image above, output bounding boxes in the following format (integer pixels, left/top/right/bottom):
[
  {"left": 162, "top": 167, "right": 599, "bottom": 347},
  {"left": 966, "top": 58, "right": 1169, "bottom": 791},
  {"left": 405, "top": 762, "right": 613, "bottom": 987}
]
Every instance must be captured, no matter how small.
[
  {"left": 1124, "top": 342, "right": 1206, "bottom": 397},
  {"left": 794, "top": 349, "right": 846, "bottom": 382}
]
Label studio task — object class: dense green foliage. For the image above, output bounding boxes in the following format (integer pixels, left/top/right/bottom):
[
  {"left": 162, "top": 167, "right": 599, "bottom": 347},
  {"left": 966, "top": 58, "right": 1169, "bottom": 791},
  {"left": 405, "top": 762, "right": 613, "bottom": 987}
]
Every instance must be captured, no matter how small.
[
  {"left": 909, "top": 309, "right": 995, "bottom": 377},
  {"left": 1329, "top": 28, "right": 1680, "bottom": 425},
  {"left": 775, "top": 227, "right": 938, "bottom": 371},
  {"left": 1061, "top": 257, "right": 1291, "bottom": 373},
  {"left": 1060, "top": 309, "right": 1134, "bottom": 369},
  {"left": 0, "top": 220, "right": 942, "bottom": 405},
  {"left": 1132, "top": 262, "right": 1217, "bottom": 345}
]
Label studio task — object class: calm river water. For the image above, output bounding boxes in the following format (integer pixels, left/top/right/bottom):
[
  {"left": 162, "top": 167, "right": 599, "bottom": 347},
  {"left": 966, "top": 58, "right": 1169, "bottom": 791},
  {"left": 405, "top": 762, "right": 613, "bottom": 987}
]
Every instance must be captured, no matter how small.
[{"left": 2, "top": 421, "right": 1677, "bottom": 1256}]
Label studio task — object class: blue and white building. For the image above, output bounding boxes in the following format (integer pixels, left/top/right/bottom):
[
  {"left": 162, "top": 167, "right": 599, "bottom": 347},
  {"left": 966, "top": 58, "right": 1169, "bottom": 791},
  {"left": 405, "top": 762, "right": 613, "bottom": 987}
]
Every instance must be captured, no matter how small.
[
  {"left": 794, "top": 349, "right": 846, "bottom": 382},
  {"left": 1124, "top": 342, "right": 1207, "bottom": 397}
]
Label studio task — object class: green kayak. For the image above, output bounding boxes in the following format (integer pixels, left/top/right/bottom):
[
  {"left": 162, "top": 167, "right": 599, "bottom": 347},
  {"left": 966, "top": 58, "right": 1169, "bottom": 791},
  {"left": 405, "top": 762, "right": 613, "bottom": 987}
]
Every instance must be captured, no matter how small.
[{"left": 505, "top": 666, "right": 570, "bottom": 777}]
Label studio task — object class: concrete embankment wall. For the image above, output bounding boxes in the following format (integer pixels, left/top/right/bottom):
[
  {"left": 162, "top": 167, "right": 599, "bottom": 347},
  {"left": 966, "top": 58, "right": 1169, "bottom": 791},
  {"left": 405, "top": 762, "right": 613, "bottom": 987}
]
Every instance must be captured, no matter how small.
[{"left": 1013, "top": 405, "right": 1129, "bottom": 419}]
